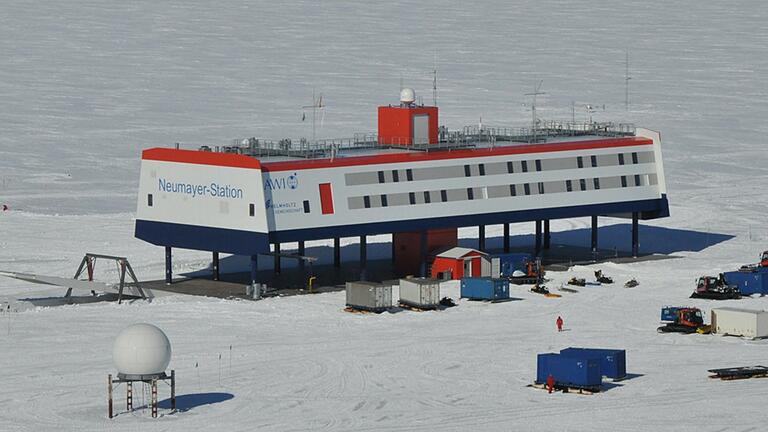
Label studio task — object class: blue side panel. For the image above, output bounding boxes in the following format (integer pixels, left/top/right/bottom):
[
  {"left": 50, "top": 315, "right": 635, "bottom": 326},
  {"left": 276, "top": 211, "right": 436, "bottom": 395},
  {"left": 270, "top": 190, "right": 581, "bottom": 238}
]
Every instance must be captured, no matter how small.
[
  {"left": 135, "top": 220, "right": 270, "bottom": 255},
  {"left": 537, "top": 354, "right": 602, "bottom": 387},
  {"left": 723, "top": 271, "right": 767, "bottom": 295},
  {"left": 460, "top": 277, "right": 509, "bottom": 300},
  {"left": 560, "top": 348, "right": 627, "bottom": 379},
  {"left": 271, "top": 195, "right": 670, "bottom": 243}
]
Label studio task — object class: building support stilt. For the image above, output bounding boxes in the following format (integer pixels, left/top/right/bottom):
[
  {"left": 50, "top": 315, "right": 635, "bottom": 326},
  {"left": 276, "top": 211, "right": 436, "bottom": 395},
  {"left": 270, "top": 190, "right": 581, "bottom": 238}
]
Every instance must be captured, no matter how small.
[
  {"left": 360, "top": 235, "right": 367, "bottom": 281},
  {"left": 632, "top": 212, "right": 639, "bottom": 257},
  {"left": 535, "top": 220, "right": 542, "bottom": 256},
  {"left": 591, "top": 215, "right": 598, "bottom": 253},
  {"left": 333, "top": 237, "right": 341, "bottom": 268},
  {"left": 212, "top": 252, "right": 220, "bottom": 281},
  {"left": 273, "top": 243, "right": 281, "bottom": 274},
  {"left": 164, "top": 247, "right": 172, "bottom": 285},
  {"left": 503, "top": 223, "right": 510, "bottom": 253}
]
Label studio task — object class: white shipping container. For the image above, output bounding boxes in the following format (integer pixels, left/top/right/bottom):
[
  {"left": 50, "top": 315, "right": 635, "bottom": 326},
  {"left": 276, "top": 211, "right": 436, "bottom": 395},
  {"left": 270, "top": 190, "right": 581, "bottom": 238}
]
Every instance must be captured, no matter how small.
[
  {"left": 399, "top": 278, "right": 440, "bottom": 309},
  {"left": 711, "top": 308, "right": 768, "bottom": 339},
  {"left": 346, "top": 281, "right": 392, "bottom": 312}
]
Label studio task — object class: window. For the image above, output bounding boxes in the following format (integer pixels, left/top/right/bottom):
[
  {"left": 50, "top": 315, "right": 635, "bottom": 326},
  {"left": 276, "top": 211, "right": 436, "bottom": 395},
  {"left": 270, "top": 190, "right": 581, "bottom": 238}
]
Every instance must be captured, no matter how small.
[
  {"left": 440, "top": 190, "right": 448, "bottom": 202},
  {"left": 577, "top": 156, "right": 584, "bottom": 168},
  {"left": 303, "top": 200, "right": 310, "bottom": 213},
  {"left": 593, "top": 178, "right": 601, "bottom": 189},
  {"left": 409, "top": 192, "right": 416, "bottom": 205},
  {"left": 424, "top": 191, "right": 431, "bottom": 203},
  {"left": 524, "top": 183, "right": 531, "bottom": 195},
  {"left": 621, "top": 176, "right": 627, "bottom": 187},
  {"left": 377, "top": 171, "right": 385, "bottom": 183},
  {"left": 618, "top": 153, "right": 625, "bottom": 165},
  {"left": 535, "top": 159, "right": 542, "bottom": 172},
  {"left": 632, "top": 152, "right": 639, "bottom": 164},
  {"left": 406, "top": 169, "right": 413, "bottom": 181},
  {"left": 464, "top": 164, "right": 471, "bottom": 177},
  {"left": 590, "top": 155, "right": 597, "bottom": 168},
  {"left": 634, "top": 174, "right": 641, "bottom": 186},
  {"left": 319, "top": 183, "right": 334, "bottom": 214},
  {"left": 381, "top": 194, "right": 388, "bottom": 207},
  {"left": 510, "top": 184, "right": 517, "bottom": 196},
  {"left": 521, "top": 161, "right": 528, "bottom": 173},
  {"left": 363, "top": 196, "right": 371, "bottom": 208},
  {"left": 467, "top": 188, "right": 474, "bottom": 200},
  {"left": 392, "top": 170, "right": 399, "bottom": 182},
  {"left": 479, "top": 164, "right": 486, "bottom": 176},
  {"left": 566, "top": 180, "right": 573, "bottom": 192},
  {"left": 147, "top": 194, "right": 153, "bottom": 207},
  {"left": 580, "top": 179, "right": 587, "bottom": 191},
  {"left": 249, "top": 203, "right": 255, "bottom": 216},
  {"left": 507, "top": 161, "right": 514, "bottom": 174},
  {"left": 538, "top": 182, "right": 545, "bottom": 194}
]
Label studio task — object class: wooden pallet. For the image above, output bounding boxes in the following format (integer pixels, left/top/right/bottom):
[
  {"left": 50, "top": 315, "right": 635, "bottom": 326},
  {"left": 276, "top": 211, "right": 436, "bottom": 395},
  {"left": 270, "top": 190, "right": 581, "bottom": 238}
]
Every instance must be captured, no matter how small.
[
  {"left": 343, "top": 306, "right": 385, "bottom": 314},
  {"left": 529, "top": 382, "right": 600, "bottom": 395},
  {"left": 708, "top": 366, "right": 768, "bottom": 380},
  {"left": 399, "top": 302, "right": 437, "bottom": 312}
]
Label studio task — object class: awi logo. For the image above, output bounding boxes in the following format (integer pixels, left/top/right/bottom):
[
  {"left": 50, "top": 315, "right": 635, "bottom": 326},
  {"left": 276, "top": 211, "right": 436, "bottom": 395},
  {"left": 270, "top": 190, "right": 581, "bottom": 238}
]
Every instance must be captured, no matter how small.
[{"left": 265, "top": 172, "right": 300, "bottom": 191}]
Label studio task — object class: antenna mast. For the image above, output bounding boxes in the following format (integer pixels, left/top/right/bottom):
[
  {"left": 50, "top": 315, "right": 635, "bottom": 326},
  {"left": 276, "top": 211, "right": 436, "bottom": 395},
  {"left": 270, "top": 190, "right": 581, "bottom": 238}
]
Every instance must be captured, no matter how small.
[
  {"left": 625, "top": 49, "right": 631, "bottom": 111},
  {"left": 432, "top": 51, "right": 438, "bottom": 107},
  {"left": 302, "top": 88, "right": 325, "bottom": 143},
  {"left": 524, "top": 80, "right": 545, "bottom": 143}
]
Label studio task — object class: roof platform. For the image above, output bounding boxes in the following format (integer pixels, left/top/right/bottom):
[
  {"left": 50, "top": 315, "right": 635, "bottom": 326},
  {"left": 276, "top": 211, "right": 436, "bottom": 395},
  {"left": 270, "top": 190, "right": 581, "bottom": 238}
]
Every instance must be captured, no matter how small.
[{"left": 202, "top": 121, "right": 637, "bottom": 162}]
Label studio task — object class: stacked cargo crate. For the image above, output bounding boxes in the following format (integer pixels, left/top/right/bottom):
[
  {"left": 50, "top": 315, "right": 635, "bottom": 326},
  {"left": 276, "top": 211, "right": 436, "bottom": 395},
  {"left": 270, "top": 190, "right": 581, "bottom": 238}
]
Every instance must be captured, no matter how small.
[{"left": 536, "top": 347, "right": 627, "bottom": 392}]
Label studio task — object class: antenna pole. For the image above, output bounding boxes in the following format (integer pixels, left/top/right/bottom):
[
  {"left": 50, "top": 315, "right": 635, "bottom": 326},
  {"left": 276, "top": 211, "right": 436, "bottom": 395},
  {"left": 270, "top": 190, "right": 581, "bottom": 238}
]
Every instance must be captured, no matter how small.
[
  {"left": 432, "top": 51, "right": 438, "bottom": 106},
  {"left": 524, "top": 81, "right": 545, "bottom": 143},
  {"left": 625, "top": 49, "right": 631, "bottom": 111}
]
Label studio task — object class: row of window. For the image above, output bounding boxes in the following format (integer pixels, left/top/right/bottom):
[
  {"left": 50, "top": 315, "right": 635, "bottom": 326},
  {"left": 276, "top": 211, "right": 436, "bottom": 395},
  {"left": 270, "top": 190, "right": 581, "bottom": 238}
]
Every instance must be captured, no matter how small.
[
  {"left": 347, "top": 174, "right": 659, "bottom": 210},
  {"left": 345, "top": 151, "right": 656, "bottom": 186}
]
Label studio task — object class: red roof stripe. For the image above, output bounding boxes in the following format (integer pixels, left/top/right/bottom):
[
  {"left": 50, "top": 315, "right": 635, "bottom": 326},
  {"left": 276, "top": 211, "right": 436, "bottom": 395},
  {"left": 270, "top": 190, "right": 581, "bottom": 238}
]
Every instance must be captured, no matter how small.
[
  {"left": 142, "top": 148, "right": 262, "bottom": 169},
  {"left": 262, "top": 137, "right": 653, "bottom": 172}
]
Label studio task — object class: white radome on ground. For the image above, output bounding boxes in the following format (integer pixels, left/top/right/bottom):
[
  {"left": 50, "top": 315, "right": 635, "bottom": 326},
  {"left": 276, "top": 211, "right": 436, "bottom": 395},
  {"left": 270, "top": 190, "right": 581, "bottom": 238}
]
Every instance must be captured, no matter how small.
[{"left": 112, "top": 323, "right": 172, "bottom": 376}]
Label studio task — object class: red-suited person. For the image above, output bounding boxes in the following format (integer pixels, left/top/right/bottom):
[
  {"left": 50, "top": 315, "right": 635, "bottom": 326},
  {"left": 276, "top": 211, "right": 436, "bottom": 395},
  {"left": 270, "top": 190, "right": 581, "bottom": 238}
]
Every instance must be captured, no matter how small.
[
  {"left": 556, "top": 316, "right": 564, "bottom": 332},
  {"left": 546, "top": 374, "right": 555, "bottom": 393}
]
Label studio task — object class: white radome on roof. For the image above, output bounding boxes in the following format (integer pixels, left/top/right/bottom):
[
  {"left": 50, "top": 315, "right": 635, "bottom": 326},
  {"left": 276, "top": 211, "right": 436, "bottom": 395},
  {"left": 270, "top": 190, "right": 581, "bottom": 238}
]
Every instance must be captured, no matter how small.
[
  {"left": 112, "top": 323, "right": 171, "bottom": 375},
  {"left": 400, "top": 88, "right": 416, "bottom": 104}
]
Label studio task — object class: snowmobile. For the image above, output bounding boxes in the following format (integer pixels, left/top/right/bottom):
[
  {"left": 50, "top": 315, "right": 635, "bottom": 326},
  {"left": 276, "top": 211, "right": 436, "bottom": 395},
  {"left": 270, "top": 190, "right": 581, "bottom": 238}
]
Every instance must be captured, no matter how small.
[
  {"left": 439, "top": 297, "right": 457, "bottom": 308},
  {"left": 567, "top": 277, "right": 586, "bottom": 287},
  {"left": 624, "top": 278, "right": 639, "bottom": 288},
  {"left": 689, "top": 275, "right": 740, "bottom": 300},
  {"left": 530, "top": 284, "right": 550, "bottom": 295},
  {"left": 594, "top": 270, "right": 613, "bottom": 284}
]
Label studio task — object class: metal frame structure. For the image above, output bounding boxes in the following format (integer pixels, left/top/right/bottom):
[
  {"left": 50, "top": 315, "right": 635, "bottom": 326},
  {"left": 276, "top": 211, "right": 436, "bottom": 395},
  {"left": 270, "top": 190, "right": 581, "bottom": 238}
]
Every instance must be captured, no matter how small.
[
  {"left": 108, "top": 370, "right": 176, "bottom": 419},
  {"left": 73, "top": 253, "right": 146, "bottom": 304}
]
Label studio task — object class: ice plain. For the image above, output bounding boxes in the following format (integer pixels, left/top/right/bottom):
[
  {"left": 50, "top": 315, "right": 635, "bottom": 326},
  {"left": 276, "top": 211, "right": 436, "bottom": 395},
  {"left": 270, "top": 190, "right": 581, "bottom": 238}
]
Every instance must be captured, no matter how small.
[{"left": 1, "top": 1, "right": 768, "bottom": 430}]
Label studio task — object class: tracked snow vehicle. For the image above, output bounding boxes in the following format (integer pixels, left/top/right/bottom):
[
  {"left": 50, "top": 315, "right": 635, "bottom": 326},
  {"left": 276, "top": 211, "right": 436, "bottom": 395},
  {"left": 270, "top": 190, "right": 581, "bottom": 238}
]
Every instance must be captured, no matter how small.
[{"left": 690, "top": 275, "right": 740, "bottom": 300}]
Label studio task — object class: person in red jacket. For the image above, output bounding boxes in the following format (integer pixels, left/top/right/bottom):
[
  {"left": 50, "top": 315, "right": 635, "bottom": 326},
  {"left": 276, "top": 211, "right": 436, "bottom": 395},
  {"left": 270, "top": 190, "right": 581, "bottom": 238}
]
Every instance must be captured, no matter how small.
[
  {"left": 556, "top": 316, "right": 564, "bottom": 332},
  {"left": 546, "top": 374, "right": 555, "bottom": 393}
]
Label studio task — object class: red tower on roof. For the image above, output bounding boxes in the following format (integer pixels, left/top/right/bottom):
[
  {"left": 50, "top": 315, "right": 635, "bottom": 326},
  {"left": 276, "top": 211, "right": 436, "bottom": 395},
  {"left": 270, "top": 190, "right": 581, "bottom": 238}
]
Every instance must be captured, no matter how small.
[{"left": 378, "top": 88, "right": 438, "bottom": 146}]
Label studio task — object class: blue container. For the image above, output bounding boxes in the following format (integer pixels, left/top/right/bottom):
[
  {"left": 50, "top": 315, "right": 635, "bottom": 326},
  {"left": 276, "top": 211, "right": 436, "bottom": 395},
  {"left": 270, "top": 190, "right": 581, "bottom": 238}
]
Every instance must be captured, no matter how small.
[
  {"left": 494, "top": 253, "right": 533, "bottom": 277},
  {"left": 560, "top": 348, "right": 627, "bottom": 379},
  {"left": 661, "top": 306, "right": 684, "bottom": 321},
  {"left": 536, "top": 353, "right": 601, "bottom": 388},
  {"left": 723, "top": 270, "right": 768, "bottom": 295},
  {"left": 460, "top": 277, "right": 510, "bottom": 300}
]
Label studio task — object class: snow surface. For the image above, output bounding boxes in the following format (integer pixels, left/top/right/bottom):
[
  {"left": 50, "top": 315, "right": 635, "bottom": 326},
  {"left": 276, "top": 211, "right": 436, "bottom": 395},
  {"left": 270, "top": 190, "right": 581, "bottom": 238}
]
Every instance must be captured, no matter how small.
[{"left": 1, "top": 1, "right": 768, "bottom": 430}]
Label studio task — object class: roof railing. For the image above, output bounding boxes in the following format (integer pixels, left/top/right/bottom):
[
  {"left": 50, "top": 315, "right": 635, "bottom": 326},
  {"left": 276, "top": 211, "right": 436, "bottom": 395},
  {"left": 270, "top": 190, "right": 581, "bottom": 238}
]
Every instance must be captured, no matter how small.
[{"left": 199, "top": 121, "right": 635, "bottom": 158}]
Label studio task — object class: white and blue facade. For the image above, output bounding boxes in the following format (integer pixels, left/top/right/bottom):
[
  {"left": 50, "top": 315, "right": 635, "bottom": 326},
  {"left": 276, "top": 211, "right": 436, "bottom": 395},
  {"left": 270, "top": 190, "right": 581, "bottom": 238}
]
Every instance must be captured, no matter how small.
[{"left": 135, "top": 125, "right": 669, "bottom": 283}]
